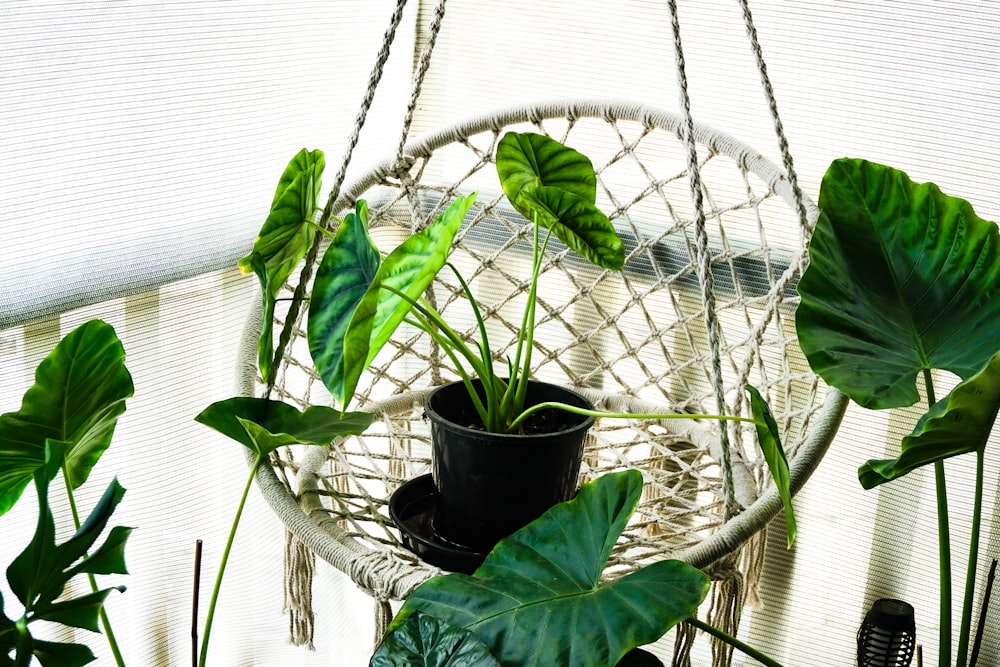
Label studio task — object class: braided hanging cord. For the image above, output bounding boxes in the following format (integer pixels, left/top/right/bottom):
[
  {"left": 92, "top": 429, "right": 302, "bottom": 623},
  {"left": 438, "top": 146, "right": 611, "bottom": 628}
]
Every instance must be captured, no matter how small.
[
  {"left": 665, "top": 0, "right": 739, "bottom": 522},
  {"left": 266, "top": 0, "right": 457, "bottom": 647},
  {"left": 234, "top": 0, "right": 851, "bottom": 659},
  {"left": 738, "top": 0, "right": 811, "bottom": 234},
  {"left": 267, "top": 0, "right": 412, "bottom": 399}
]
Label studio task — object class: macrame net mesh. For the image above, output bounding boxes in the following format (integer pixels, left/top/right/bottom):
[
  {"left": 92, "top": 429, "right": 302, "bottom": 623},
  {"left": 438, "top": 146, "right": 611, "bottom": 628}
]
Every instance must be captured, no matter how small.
[{"left": 245, "top": 101, "right": 843, "bottom": 655}]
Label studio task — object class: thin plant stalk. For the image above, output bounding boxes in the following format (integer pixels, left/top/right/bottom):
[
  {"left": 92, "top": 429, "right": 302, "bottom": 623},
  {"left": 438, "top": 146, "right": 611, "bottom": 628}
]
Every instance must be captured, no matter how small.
[
  {"left": 969, "top": 558, "right": 997, "bottom": 667},
  {"left": 687, "top": 617, "right": 785, "bottom": 667},
  {"left": 198, "top": 455, "right": 263, "bottom": 667},
  {"left": 923, "top": 369, "right": 952, "bottom": 667},
  {"left": 510, "top": 222, "right": 552, "bottom": 423},
  {"left": 508, "top": 402, "right": 759, "bottom": 433},
  {"left": 64, "top": 472, "right": 127, "bottom": 667},
  {"left": 192, "top": 539, "right": 204, "bottom": 667},
  {"left": 956, "top": 448, "right": 986, "bottom": 667},
  {"left": 934, "top": 459, "right": 952, "bottom": 667}
]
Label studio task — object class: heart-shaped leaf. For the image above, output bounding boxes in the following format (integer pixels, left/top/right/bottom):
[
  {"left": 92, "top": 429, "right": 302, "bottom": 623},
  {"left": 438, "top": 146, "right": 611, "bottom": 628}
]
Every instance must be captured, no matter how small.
[
  {"left": 496, "top": 132, "right": 597, "bottom": 204},
  {"left": 859, "top": 350, "right": 1000, "bottom": 489},
  {"left": 238, "top": 148, "right": 325, "bottom": 294},
  {"left": 747, "top": 386, "right": 795, "bottom": 547},
  {"left": 796, "top": 158, "right": 1000, "bottom": 410},
  {"left": 195, "top": 397, "right": 374, "bottom": 457},
  {"left": 392, "top": 470, "right": 709, "bottom": 667},
  {"left": 496, "top": 132, "right": 624, "bottom": 271},
  {"left": 517, "top": 185, "right": 624, "bottom": 270},
  {"left": 309, "top": 201, "right": 382, "bottom": 406},
  {"left": 370, "top": 612, "right": 501, "bottom": 667},
  {"left": 339, "top": 194, "right": 477, "bottom": 408},
  {"left": 0, "top": 320, "right": 133, "bottom": 515}
]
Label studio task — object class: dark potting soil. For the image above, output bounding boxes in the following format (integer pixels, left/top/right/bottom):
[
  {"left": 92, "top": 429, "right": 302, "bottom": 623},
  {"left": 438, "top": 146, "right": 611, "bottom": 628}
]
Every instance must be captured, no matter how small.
[{"left": 431, "top": 401, "right": 585, "bottom": 436}]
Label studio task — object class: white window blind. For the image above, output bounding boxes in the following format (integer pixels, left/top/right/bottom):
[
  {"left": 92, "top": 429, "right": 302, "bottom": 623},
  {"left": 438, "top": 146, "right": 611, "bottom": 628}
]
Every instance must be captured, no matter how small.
[{"left": 1, "top": 0, "right": 416, "bottom": 328}]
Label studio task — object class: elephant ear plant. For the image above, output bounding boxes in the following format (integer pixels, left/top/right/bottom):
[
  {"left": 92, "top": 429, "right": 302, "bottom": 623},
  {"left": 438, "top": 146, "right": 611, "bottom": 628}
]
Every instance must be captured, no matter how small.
[
  {"left": 370, "top": 470, "right": 785, "bottom": 667},
  {"left": 0, "top": 320, "right": 134, "bottom": 667},
  {"left": 796, "top": 158, "right": 1000, "bottom": 667},
  {"left": 199, "top": 133, "right": 794, "bottom": 660},
  {"left": 306, "top": 133, "right": 787, "bottom": 507}
]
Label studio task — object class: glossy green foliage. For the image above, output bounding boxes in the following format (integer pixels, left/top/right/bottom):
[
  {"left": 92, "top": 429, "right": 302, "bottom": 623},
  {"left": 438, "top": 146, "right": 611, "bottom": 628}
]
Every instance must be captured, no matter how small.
[
  {"left": 370, "top": 613, "right": 501, "bottom": 667},
  {"left": 325, "top": 194, "right": 477, "bottom": 409},
  {"left": 796, "top": 158, "right": 1000, "bottom": 411},
  {"left": 247, "top": 253, "right": 277, "bottom": 385},
  {"left": 388, "top": 470, "right": 709, "bottom": 667},
  {"left": 0, "top": 442, "right": 130, "bottom": 667},
  {"left": 496, "top": 132, "right": 624, "bottom": 270},
  {"left": 195, "top": 397, "right": 374, "bottom": 457},
  {"left": 238, "top": 148, "right": 326, "bottom": 292},
  {"left": 308, "top": 201, "right": 382, "bottom": 406},
  {"left": 748, "top": 386, "right": 795, "bottom": 546},
  {"left": 239, "top": 148, "right": 325, "bottom": 383},
  {"left": 0, "top": 320, "right": 133, "bottom": 516},
  {"left": 859, "top": 350, "right": 1000, "bottom": 489}
]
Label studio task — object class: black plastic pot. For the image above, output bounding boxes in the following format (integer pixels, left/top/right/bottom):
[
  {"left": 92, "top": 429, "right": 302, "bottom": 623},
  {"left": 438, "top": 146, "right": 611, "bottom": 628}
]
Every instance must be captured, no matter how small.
[{"left": 426, "top": 379, "right": 595, "bottom": 553}]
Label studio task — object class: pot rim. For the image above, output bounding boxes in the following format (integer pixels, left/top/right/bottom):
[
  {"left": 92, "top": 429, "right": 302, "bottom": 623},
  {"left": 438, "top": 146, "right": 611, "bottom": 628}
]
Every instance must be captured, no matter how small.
[{"left": 425, "top": 378, "right": 596, "bottom": 440}]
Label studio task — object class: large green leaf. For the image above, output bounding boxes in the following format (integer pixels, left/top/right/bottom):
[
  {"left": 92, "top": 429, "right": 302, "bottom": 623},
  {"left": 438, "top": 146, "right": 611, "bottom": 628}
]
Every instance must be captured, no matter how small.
[
  {"left": 195, "top": 397, "right": 374, "bottom": 456},
  {"left": 308, "top": 201, "right": 382, "bottom": 406},
  {"left": 238, "top": 148, "right": 326, "bottom": 294},
  {"left": 496, "top": 132, "right": 624, "bottom": 271},
  {"left": 370, "top": 612, "right": 500, "bottom": 667},
  {"left": 0, "top": 320, "right": 133, "bottom": 514},
  {"left": 518, "top": 185, "right": 624, "bottom": 270},
  {"left": 796, "top": 158, "right": 1000, "bottom": 410},
  {"left": 392, "top": 470, "right": 710, "bottom": 667},
  {"left": 339, "top": 194, "right": 477, "bottom": 408},
  {"left": 747, "top": 386, "right": 795, "bottom": 547},
  {"left": 859, "top": 350, "right": 1000, "bottom": 489},
  {"left": 496, "top": 132, "right": 597, "bottom": 204}
]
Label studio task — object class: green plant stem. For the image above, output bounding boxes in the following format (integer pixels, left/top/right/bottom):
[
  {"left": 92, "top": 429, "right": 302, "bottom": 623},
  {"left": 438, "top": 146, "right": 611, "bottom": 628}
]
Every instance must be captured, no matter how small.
[
  {"left": 508, "top": 401, "right": 757, "bottom": 433},
  {"left": 63, "top": 473, "right": 126, "bottom": 667},
  {"left": 198, "top": 455, "right": 263, "bottom": 667},
  {"left": 307, "top": 218, "right": 341, "bottom": 243},
  {"left": 923, "top": 368, "right": 952, "bottom": 667},
  {"left": 687, "top": 617, "right": 784, "bottom": 667},
  {"left": 956, "top": 447, "right": 985, "bottom": 667},
  {"left": 510, "top": 223, "right": 551, "bottom": 421}
]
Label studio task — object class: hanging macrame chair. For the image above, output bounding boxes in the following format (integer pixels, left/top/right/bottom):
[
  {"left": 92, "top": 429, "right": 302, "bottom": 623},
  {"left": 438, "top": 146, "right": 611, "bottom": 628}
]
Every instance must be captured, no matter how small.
[{"left": 235, "top": 0, "right": 848, "bottom": 663}]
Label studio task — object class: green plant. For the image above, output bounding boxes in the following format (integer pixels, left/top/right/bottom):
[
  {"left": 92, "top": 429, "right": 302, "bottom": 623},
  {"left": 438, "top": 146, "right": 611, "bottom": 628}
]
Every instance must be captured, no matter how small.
[
  {"left": 0, "top": 320, "right": 134, "bottom": 666},
  {"left": 370, "top": 470, "right": 785, "bottom": 667},
  {"left": 199, "top": 135, "right": 799, "bottom": 663},
  {"left": 191, "top": 401, "right": 373, "bottom": 666},
  {"left": 796, "top": 158, "right": 1000, "bottom": 667},
  {"left": 232, "top": 133, "right": 793, "bottom": 535}
]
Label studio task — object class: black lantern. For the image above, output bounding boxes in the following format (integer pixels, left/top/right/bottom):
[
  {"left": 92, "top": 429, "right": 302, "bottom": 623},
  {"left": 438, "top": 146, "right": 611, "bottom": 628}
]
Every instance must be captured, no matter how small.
[{"left": 857, "top": 598, "right": 917, "bottom": 667}]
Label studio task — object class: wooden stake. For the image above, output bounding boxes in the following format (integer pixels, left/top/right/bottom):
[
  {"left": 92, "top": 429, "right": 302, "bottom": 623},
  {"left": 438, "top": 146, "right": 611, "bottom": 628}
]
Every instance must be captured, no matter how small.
[
  {"left": 969, "top": 558, "right": 997, "bottom": 667},
  {"left": 192, "top": 539, "right": 204, "bottom": 667}
]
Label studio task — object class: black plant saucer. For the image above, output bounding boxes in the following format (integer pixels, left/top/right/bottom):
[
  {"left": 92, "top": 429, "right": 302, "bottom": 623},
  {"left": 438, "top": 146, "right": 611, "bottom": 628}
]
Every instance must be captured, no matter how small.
[{"left": 388, "top": 474, "right": 488, "bottom": 574}]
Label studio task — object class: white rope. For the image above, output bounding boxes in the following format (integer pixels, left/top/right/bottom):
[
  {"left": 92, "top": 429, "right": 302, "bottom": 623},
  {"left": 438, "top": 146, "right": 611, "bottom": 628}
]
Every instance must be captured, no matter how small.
[
  {"left": 267, "top": 0, "right": 413, "bottom": 396},
  {"left": 666, "top": 0, "right": 739, "bottom": 522},
  {"left": 396, "top": 0, "right": 449, "bottom": 163},
  {"left": 737, "top": 0, "right": 811, "bottom": 234}
]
